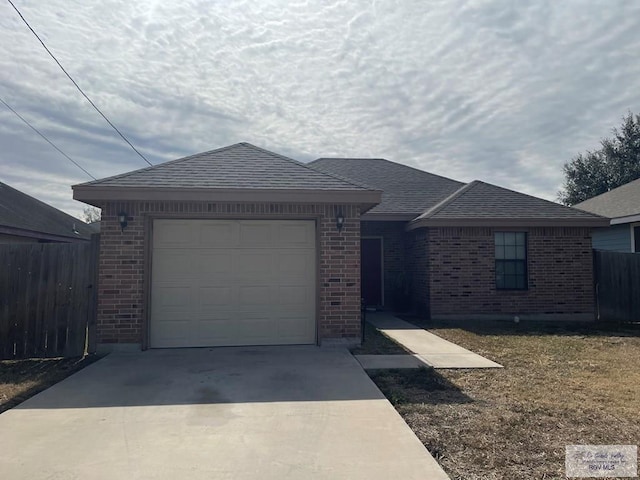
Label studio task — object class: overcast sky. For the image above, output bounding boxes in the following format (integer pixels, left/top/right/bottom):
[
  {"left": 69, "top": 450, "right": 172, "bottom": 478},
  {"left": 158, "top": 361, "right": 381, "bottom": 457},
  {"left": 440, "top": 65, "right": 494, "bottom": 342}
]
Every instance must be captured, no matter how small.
[{"left": 1, "top": 0, "right": 639, "bottom": 219}]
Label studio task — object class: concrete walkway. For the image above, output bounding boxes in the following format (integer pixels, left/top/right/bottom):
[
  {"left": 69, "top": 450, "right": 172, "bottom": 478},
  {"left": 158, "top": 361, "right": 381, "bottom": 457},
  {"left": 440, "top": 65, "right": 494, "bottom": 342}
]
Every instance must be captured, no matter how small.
[
  {"left": 0, "top": 346, "right": 450, "bottom": 480},
  {"left": 356, "top": 313, "right": 502, "bottom": 369}
]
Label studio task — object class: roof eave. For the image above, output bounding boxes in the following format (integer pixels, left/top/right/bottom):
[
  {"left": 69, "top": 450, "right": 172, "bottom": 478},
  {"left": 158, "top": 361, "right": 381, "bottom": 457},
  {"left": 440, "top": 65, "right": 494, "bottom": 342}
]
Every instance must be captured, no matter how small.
[
  {"left": 0, "top": 225, "right": 91, "bottom": 242},
  {"left": 610, "top": 213, "right": 640, "bottom": 225},
  {"left": 72, "top": 185, "right": 382, "bottom": 209},
  {"left": 406, "top": 216, "right": 611, "bottom": 230},
  {"left": 361, "top": 212, "right": 417, "bottom": 222}
]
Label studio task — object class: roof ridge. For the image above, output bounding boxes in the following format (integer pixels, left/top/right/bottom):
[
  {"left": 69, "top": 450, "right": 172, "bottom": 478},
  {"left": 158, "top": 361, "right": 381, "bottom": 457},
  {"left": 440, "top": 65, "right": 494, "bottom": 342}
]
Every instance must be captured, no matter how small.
[
  {"left": 231, "top": 143, "right": 379, "bottom": 191},
  {"left": 74, "top": 143, "right": 246, "bottom": 187},
  {"left": 312, "top": 157, "right": 464, "bottom": 185},
  {"left": 414, "top": 180, "right": 480, "bottom": 220},
  {"left": 239, "top": 144, "right": 377, "bottom": 191},
  {"left": 307, "top": 160, "right": 380, "bottom": 191}
]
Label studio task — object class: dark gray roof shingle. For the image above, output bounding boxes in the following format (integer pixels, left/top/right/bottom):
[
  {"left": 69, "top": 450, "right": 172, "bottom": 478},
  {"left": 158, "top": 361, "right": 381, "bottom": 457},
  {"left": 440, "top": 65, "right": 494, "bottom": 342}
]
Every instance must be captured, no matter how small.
[
  {"left": 309, "top": 158, "right": 464, "bottom": 216},
  {"left": 0, "top": 181, "right": 94, "bottom": 240},
  {"left": 415, "top": 180, "right": 606, "bottom": 221},
  {"left": 574, "top": 177, "right": 640, "bottom": 220},
  {"left": 78, "top": 143, "right": 372, "bottom": 191}
]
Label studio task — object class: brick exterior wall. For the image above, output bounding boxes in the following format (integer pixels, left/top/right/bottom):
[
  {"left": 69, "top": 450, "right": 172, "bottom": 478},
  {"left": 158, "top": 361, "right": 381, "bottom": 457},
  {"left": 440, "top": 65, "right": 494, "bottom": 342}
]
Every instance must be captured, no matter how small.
[
  {"left": 98, "top": 201, "right": 361, "bottom": 347},
  {"left": 427, "top": 226, "right": 595, "bottom": 318},
  {"left": 361, "top": 221, "right": 407, "bottom": 308}
]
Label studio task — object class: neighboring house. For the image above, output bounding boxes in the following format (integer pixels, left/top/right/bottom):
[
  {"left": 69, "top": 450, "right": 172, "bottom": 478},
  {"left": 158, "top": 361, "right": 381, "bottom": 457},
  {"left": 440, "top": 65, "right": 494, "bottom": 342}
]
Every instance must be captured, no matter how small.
[
  {"left": 0, "top": 180, "right": 95, "bottom": 243},
  {"left": 574, "top": 178, "right": 640, "bottom": 253},
  {"left": 73, "top": 143, "right": 607, "bottom": 352}
]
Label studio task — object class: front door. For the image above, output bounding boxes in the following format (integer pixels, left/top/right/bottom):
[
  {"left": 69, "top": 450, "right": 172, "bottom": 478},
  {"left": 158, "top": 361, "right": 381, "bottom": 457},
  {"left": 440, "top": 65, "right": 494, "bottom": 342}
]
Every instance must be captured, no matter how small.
[{"left": 361, "top": 237, "right": 383, "bottom": 307}]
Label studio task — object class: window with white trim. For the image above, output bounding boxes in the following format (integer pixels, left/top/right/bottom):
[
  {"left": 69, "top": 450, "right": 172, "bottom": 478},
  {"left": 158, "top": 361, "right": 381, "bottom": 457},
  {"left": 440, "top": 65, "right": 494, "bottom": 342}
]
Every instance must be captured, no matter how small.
[{"left": 495, "top": 232, "right": 527, "bottom": 290}]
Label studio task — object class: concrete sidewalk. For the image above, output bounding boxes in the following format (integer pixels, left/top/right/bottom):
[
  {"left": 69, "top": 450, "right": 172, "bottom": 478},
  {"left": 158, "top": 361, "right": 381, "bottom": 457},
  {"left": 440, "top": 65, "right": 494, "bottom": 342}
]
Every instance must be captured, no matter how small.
[{"left": 356, "top": 313, "right": 502, "bottom": 369}]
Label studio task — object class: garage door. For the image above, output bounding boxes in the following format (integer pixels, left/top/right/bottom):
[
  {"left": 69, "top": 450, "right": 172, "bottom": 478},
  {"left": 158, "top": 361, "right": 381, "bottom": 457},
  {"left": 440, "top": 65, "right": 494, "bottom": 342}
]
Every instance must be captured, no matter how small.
[{"left": 150, "top": 219, "right": 316, "bottom": 348}]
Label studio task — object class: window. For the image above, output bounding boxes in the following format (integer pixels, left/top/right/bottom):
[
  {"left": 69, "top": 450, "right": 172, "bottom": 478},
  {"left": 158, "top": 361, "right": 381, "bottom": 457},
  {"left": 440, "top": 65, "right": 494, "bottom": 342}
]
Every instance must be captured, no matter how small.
[
  {"left": 495, "top": 232, "right": 527, "bottom": 290},
  {"left": 634, "top": 225, "right": 640, "bottom": 253}
]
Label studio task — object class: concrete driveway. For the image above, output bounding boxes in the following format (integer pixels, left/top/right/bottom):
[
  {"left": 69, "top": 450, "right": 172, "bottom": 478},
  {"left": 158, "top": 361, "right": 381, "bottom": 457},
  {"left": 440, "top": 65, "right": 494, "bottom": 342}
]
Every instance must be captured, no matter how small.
[{"left": 0, "top": 347, "right": 449, "bottom": 480}]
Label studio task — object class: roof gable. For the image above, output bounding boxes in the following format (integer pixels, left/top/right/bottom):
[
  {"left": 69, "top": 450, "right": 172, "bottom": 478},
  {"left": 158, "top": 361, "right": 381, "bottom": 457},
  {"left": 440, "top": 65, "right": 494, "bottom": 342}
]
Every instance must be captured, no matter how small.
[
  {"left": 574, "top": 177, "right": 640, "bottom": 220},
  {"left": 0, "top": 181, "right": 94, "bottom": 240},
  {"left": 309, "top": 158, "right": 464, "bottom": 217}
]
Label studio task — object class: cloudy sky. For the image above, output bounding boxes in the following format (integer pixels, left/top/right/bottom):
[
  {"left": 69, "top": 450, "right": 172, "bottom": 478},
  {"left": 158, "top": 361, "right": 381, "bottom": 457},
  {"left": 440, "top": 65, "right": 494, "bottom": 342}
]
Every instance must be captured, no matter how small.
[{"left": 1, "top": 0, "right": 639, "bottom": 219}]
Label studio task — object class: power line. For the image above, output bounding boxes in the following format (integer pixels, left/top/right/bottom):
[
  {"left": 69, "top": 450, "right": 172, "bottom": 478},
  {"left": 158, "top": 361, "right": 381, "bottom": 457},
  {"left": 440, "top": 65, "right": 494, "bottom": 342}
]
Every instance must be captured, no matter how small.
[
  {"left": 0, "top": 96, "right": 97, "bottom": 180},
  {"left": 6, "top": 0, "right": 153, "bottom": 167}
]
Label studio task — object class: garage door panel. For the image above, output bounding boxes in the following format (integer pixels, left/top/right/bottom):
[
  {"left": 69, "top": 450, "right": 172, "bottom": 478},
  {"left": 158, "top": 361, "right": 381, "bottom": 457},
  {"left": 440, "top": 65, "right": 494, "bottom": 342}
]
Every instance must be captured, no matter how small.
[
  {"left": 277, "top": 315, "right": 315, "bottom": 339},
  {"left": 151, "top": 219, "right": 316, "bottom": 347},
  {"left": 197, "top": 318, "right": 237, "bottom": 342},
  {"left": 277, "top": 223, "right": 314, "bottom": 247},
  {"left": 154, "top": 221, "right": 197, "bottom": 248},
  {"left": 197, "top": 252, "right": 233, "bottom": 275},
  {"left": 278, "top": 286, "right": 312, "bottom": 305},
  {"left": 239, "top": 222, "right": 272, "bottom": 247},
  {"left": 235, "top": 317, "right": 274, "bottom": 341},
  {"left": 199, "top": 223, "right": 237, "bottom": 247},
  {"left": 236, "top": 252, "right": 275, "bottom": 279},
  {"left": 238, "top": 285, "right": 273, "bottom": 305},
  {"left": 153, "top": 285, "right": 192, "bottom": 308},
  {"left": 278, "top": 251, "right": 313, "bottom": 276},
  {"left": 199, "top": 286, "right": 234, "bottom": 307},
  {"left": 153, "top": 251, "right": 194, "bottom": 277}
]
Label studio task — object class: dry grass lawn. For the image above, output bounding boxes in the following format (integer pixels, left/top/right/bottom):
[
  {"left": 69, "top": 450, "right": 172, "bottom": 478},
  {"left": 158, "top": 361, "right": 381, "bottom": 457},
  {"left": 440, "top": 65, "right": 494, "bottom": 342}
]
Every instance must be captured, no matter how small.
[
  {"left": 0, "top": 356, "right": 97, "bottom": 414},
  {"left": 366, "top": 319, "right": 640, "bottom": 480}
]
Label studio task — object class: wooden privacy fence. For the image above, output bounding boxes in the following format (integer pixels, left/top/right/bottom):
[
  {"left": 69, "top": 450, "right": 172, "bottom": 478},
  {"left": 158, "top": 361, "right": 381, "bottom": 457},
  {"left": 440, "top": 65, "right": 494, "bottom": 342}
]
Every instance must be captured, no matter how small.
[
  {"left": 0, "top": 235, "right": 99, "bottom": 359},
  {"left": 594, "top": 250, "right": 640, "bottom": 323}
]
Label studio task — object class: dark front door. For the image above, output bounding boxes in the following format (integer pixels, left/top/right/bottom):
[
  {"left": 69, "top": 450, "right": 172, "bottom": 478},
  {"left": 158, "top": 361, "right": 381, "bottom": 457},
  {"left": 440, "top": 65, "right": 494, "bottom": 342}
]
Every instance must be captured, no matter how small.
[{"left": 361, "top": 238, "right": 383, "bottom": 307}]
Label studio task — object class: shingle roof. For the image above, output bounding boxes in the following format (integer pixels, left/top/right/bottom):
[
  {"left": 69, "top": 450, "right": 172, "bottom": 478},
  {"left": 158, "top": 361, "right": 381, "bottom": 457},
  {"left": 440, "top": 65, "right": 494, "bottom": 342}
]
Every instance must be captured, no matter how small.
[
  {"left": 0, "top": 181, "right": 94, "bottom": 240},
  {"left": 573, "top": 177, "right": 640, "bottom": 220},
  {"left": 77, "top": 143, "right": 372, "bottom": 191},
  {"left": 410, "top": 180, "right": 607, "bottom": 227},
  {"left": 309, "top": 158, "right": 464, "bottom": 216}
]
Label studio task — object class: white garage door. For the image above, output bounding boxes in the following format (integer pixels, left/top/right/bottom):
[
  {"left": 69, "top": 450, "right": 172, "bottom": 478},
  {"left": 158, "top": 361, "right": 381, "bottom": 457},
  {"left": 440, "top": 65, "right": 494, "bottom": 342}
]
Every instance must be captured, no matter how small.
[{"left": 150, "top": 219, "right": 316, "bottom": 348}]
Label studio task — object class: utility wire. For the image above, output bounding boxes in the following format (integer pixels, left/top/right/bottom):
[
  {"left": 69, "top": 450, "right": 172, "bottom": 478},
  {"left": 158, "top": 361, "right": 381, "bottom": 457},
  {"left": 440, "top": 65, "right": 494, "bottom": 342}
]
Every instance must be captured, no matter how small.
[
  {"left": 0, "top": 96, "right": 97, "bottom": 180},
  {"left": 6, "top": 0, "right": 153, "bottom": 167}
]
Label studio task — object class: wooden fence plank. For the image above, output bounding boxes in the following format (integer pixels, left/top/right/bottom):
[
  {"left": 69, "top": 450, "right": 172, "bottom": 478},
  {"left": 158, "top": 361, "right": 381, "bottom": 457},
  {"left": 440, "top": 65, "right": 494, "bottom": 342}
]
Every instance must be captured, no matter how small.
[
  {"left": 594, "top": 250, "right": 640, "bottom": 323},
  {"left": 43, "top": 245, "right": 58, "bottom": 357},
  {"left": 23, "top": 245, "right": 40, "bottom": 357},
  {"left": 12, "top": 247, "right": 26, "bottom": 358},
  {"left": 33, "top": 244, "right": 47, "bottom": 357},
  {"left": 0, "top": 247, "right": 11, "bottom": 358}
]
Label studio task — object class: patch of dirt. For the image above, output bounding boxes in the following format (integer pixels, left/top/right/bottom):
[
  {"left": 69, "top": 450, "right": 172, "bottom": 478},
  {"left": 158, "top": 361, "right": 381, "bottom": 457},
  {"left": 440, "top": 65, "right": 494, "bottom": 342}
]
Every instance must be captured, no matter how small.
[
  {"left": 0, "top": 355, "right": 99, "bottom": 414},
  {"left": 367, "top": 320, "right": 640, "bottom": 480}
]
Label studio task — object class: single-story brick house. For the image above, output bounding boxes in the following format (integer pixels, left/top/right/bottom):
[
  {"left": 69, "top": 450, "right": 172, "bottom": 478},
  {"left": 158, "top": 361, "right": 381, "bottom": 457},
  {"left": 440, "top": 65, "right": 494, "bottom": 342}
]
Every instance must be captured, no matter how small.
[
  {"left": 73, "top": 143, "right": 607, "bottom": 351},
  {"left": 574, "top": 177, "right": 640, "bottom": 253}
]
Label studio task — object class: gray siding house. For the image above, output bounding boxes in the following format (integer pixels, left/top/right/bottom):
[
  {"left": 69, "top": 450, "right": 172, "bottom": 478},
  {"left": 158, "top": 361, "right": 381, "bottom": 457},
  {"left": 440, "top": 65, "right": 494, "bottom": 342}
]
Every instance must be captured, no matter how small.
[{"left": 575, "top": 178, "right": 640, "bottom": 253}]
